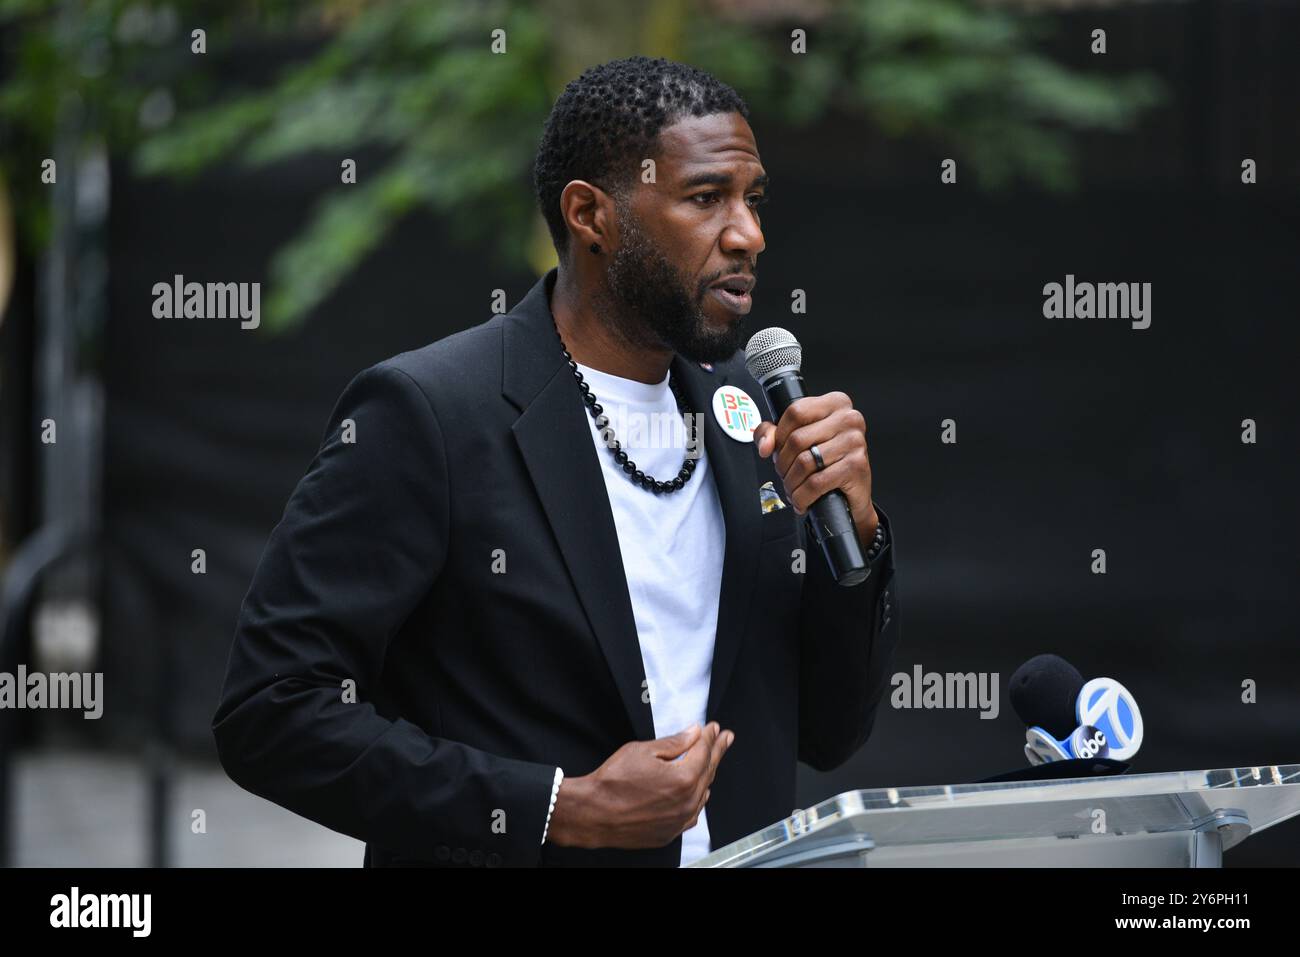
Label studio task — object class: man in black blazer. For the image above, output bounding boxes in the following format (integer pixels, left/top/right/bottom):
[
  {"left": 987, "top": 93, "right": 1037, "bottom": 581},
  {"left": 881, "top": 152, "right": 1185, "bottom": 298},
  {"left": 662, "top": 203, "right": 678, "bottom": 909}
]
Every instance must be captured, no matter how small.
[{"left": 213, "top": 56, "right": 900, "bottom": 867}]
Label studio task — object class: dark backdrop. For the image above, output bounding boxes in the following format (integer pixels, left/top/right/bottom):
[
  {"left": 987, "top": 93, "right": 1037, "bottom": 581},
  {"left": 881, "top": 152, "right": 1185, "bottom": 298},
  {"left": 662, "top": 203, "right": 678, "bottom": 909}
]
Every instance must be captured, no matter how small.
[{"left": 98, "top": 2, "right": 1300, "bottom": 864}]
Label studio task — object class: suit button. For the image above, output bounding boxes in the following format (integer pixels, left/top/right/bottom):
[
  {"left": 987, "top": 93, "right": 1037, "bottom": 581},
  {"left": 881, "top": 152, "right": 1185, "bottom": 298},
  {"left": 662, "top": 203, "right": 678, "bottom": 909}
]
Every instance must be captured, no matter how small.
[
  {"left": 486, "top": 852, "right": 502, "bottom": 868},
  {"left": 434, "top": 844, "right": 450, "bottom": 861},
  {"left": 469, "top": 849, "right": 484, "bottom": 867},
  {"left": 451, "top": 847, "right": 467, "bottom": 864}
]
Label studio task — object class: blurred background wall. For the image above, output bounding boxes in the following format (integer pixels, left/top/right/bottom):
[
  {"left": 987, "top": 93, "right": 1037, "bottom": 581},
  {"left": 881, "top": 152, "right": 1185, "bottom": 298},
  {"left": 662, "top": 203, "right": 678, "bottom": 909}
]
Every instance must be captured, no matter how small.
[{"left": 0, "top": 0, "right": 1296, "bottom": 866}]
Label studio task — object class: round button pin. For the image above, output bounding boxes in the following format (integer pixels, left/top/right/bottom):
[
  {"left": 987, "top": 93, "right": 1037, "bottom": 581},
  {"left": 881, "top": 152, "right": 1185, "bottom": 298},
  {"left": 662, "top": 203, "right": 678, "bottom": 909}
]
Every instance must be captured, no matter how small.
[{"left": 712, "top": 385, "right": 760, "bottom": 442}]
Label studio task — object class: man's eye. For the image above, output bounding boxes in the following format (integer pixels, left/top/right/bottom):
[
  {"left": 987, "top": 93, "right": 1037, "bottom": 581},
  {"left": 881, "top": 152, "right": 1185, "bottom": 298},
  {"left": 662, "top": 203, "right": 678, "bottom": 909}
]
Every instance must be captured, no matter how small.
[{"left": 690, "top": 192, "right": 769, "bottom": 207}]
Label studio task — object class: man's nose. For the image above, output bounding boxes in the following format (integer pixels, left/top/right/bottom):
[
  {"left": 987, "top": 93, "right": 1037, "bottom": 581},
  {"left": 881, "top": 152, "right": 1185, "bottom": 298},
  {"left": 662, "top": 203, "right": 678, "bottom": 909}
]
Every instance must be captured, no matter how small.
[{"left": 721, "top": 205, "right": 765, "bottom": 259}]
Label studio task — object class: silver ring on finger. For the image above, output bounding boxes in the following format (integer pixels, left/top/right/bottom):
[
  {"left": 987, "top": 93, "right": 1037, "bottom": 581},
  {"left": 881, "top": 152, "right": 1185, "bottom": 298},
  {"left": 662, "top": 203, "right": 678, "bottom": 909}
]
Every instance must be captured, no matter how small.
[{"left": 810, "top": 443, "right": 826, "bottom": 471}]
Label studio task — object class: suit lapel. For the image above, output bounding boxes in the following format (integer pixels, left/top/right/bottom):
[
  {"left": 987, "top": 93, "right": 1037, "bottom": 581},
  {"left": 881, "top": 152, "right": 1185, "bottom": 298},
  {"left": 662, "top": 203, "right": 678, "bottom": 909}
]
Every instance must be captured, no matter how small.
[
  {"left": 504, "top": 270, "right": 654, "bottom": 741},
  {"left": 670, "top": 354, "right": 761, "bottom": 722},
  {"left": 503, "top": 268, "right": 761, "bottom": 741}
]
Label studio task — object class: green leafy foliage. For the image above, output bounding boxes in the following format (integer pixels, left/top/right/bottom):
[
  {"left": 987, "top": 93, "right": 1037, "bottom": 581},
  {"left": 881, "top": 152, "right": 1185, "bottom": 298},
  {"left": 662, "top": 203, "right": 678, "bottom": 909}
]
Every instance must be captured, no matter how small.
[{"left": 1, "top": 0, "right": 1163, "bottom": 331}]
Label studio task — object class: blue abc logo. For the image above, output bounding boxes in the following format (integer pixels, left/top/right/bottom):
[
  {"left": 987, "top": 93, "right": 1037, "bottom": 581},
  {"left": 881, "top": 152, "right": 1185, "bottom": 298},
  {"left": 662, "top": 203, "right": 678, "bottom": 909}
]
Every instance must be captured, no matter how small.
[
  {"left": 1077, "top": 678, "right": 1143, "bottom": 761},
  {"left": 1070, "top": 725, "right": 1109, "bottom": 759}
]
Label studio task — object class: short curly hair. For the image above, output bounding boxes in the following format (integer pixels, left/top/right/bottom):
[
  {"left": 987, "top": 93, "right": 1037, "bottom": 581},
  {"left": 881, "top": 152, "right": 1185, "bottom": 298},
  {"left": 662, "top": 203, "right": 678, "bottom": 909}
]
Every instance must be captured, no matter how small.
[{"left": 533, "top": 56, "right": 750, "bottom": 260}]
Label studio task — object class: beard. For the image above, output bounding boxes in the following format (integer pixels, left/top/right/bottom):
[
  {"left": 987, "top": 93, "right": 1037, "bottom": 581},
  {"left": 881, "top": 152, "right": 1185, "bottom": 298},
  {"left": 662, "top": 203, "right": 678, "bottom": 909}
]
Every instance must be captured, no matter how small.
[{"left": 599, "top": 204, "right": 751, "bottom": 364}]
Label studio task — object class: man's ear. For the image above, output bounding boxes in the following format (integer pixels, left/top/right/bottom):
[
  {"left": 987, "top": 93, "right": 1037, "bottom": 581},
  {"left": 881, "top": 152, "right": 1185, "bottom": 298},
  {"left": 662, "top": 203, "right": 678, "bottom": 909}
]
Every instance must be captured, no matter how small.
[{"left": 560, "top": 179, "right": 616, "bottom": 253}]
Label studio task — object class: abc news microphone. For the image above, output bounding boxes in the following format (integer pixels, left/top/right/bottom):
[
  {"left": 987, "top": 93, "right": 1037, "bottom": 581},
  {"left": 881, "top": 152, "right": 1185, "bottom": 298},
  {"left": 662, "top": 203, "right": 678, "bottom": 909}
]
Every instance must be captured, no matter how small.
[{"left": 978, "top": 653, "right": 1146, "bottom": 783}]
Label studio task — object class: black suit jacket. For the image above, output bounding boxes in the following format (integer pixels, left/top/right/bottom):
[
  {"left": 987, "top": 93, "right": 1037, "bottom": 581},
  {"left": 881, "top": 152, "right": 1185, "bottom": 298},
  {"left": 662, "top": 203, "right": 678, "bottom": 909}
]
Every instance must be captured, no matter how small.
[{"left": 212, "top": 267, "right": 901, "bottom": 867}]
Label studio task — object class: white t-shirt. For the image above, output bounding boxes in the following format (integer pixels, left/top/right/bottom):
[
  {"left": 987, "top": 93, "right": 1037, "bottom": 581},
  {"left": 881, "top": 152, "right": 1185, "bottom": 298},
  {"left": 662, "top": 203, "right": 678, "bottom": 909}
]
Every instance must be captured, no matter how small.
[{"left": 574, "top": 359, "right": 726, "bottom": 867}]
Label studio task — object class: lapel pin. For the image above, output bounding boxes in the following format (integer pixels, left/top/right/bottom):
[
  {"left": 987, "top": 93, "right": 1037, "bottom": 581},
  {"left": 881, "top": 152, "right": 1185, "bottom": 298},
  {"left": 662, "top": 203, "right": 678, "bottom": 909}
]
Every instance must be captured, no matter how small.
[{"left": 712, "top": 384, "right": 760, "bottom": 443}]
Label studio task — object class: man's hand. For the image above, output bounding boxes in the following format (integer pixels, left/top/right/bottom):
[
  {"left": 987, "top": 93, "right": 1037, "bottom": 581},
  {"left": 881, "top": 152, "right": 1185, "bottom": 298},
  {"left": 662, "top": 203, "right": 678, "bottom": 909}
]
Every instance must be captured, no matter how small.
[
  {"left": 752, "top": 392, "right": 879, "bottom": 549},
  {"left": 546, "top": 722, "right": 734, "bottom": 850}
]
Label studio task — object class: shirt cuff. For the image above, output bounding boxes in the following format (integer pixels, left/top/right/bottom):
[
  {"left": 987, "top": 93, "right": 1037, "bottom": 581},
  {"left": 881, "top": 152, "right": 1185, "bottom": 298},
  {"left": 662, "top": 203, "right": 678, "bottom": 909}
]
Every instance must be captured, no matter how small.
[{"left": 540, "top": 767, "right": 564, "bottom": 845}]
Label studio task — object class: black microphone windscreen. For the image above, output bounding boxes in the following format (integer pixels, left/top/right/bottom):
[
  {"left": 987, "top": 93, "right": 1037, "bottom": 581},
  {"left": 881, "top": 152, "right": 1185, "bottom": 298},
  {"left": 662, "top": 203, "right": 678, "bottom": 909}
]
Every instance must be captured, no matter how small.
[{"left": 1009, "top": 653, "right": 1085, "bottom": 739}]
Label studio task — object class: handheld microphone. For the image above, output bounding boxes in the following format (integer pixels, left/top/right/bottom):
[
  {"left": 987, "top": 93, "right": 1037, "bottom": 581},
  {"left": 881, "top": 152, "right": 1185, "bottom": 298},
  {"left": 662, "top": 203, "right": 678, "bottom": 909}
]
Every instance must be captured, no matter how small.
[
  {"left": 744, "top": 327, "right": 869, "bottom": 586},
  {"left": 1009, "top": 654, "right": 1144, "bottom": 766}
]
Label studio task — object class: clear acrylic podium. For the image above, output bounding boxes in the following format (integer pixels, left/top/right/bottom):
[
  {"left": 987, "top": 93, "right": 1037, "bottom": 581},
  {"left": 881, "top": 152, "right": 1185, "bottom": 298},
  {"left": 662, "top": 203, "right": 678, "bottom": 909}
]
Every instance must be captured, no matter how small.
[{"left": 687, "top": 764, "right": 1300, "bottom": 867}]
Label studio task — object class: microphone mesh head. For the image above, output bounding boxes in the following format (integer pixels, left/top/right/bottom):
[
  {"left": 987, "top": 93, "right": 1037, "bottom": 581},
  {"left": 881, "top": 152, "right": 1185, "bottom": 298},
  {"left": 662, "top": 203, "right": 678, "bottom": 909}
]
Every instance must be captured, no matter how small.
[
  {"left": 744, "top": 327, "right": 802, "bottom": 383},
  {"left": 1009, "top": 654, "right": 1085, "bottom": 740}
]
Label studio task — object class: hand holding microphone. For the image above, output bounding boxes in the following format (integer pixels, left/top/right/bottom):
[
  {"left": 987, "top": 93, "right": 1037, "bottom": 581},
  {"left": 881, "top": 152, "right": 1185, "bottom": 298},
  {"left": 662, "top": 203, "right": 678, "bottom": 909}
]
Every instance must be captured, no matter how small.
[{"left": 746, "top": 328, "right": 878, "bottom": 586}]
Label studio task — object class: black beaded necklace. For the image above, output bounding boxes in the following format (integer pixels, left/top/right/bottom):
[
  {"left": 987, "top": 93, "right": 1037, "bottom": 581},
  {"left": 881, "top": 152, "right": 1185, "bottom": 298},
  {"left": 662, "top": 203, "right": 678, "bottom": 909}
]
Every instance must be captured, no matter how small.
[{"left": 554, "top": 324, "right": 698, "bottom": 494}]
